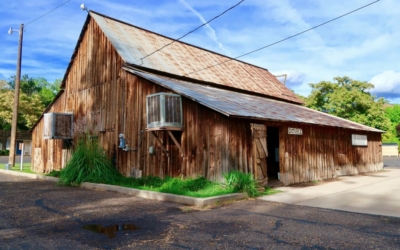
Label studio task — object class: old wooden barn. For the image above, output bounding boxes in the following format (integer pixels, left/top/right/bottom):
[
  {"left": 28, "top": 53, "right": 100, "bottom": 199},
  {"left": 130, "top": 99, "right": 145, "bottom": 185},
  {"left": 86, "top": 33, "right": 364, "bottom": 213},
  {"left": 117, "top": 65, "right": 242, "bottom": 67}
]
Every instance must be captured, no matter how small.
[{"left": 31, "top": 11, "right": 383, "bottom": 186}]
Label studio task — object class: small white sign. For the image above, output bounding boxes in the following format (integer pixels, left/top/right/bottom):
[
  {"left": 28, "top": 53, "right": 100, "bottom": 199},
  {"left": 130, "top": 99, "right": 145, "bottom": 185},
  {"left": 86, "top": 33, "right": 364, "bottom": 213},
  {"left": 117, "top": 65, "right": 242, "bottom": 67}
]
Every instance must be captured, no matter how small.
[
  {"left": 352, "top": 134, "right": 367, "bottom": 146},
  {"left": 288, "top": 127, "right": 303, "bottom": 135}
]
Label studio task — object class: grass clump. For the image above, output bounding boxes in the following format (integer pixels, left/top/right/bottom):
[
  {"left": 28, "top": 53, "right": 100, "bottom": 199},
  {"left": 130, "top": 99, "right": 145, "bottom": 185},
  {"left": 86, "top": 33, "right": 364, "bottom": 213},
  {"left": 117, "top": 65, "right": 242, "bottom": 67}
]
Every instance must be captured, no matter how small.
[
  {"left": 48, "top": 138, "right": 276, "bottom": 198},
  {"left": 58, "top": 138, "right": 122, "bottom": 186},
  {"left": 260, "top": 186, "right": 281, "bottom": 196},
  {"left": 158, "top": 176, "right": 233, "bottom": 197},
  {"left": 117, "top": 175, "right": 234, "bottom": 198},
  {"left": 223, "top": 171, "right": 258, "bottom": 197},
  {"left": 47, "top": 170, "right": 61, "bottom": 177}
]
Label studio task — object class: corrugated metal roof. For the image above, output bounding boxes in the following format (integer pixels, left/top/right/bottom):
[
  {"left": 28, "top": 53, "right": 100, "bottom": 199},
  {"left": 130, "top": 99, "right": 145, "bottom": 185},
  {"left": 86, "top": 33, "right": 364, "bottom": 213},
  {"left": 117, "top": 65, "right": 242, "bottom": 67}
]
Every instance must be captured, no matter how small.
[
  {"left": 90, "top": 11, "right": 303, "bottom": 104},
  {"left": 124, "top": 67, "right": 383, "bottom": 133}
]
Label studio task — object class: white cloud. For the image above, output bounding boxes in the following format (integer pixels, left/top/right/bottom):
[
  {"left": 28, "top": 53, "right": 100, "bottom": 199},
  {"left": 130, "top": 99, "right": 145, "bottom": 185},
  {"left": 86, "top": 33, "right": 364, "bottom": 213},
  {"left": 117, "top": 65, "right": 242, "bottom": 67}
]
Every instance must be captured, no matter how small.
[
  {"left": 370, "top": 71, "right": 400, "bottom": 95},
  {"left": 322, "top": 34, "right": 392, "bottom": 66},
  {"left": 1, "top": 0, "right": 400, "bottom": 104},
  {"left": 178, "top": 0, "right": 231, "bottom": 56},
  {"left": 271, "top": 70, "right": 305, "bottom": 87}
]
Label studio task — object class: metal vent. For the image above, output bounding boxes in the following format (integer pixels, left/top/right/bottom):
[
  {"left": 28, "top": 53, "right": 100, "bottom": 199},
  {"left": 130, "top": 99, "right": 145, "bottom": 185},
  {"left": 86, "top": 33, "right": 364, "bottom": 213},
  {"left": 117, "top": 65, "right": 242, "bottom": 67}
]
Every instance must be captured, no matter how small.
[
  {"left": 43, "top": 113, "right": 74, "bottom": 139},
  {"left": 146, "top": 93, "right": 182, "bottom": 130}
]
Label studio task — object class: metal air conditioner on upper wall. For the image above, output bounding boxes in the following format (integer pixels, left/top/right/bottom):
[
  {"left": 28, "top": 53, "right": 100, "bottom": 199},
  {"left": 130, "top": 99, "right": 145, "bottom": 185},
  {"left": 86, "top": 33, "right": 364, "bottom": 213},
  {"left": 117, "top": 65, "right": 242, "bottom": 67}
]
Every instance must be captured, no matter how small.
[
  {"left": 146, "top": 93, "right": 183, "bottom": 131},
  {"left": 43, "top": 113, "right": 74, "bottom": 139}
]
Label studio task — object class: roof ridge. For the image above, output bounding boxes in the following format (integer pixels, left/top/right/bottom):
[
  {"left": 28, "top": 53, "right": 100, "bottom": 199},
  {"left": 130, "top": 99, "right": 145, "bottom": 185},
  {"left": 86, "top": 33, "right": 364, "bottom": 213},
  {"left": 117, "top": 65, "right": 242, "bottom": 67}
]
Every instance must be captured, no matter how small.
[{"left": 89, "top": 10, "right": 272, "bottom": 72}]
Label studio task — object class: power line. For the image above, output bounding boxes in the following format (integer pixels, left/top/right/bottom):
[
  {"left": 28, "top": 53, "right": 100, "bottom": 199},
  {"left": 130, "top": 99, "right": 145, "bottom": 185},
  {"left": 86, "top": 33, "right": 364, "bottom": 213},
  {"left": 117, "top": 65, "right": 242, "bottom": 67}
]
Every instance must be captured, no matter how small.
[
  {"left": 25, "top": 0, "right": 73, "bottom": 26},
  {"left": 184, "top": 0, "right": 380, "bottom": 77},
  {"left": 138, "top": 0, "right": 244, "bottom": 64}
]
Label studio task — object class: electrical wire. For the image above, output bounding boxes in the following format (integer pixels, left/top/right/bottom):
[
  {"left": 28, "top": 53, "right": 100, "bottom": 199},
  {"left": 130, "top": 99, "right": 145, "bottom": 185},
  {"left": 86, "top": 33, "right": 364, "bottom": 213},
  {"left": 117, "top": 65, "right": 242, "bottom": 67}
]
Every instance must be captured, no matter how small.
[
  {"left": 138, "top": 0, "right": 244, "bottom": 64},
  {"left": 184, "top": 0, "right": 380, "bottom": 76},
  {"left": 25, "top": 0, "right": 73, "bottom": 26}
]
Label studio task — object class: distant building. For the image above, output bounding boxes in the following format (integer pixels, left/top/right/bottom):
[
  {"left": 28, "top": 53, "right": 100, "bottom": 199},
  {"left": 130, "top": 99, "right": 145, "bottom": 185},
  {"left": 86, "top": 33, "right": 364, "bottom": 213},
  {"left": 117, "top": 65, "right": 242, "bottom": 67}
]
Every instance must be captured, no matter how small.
[
  {"left": 382, "top": 143, "right": 399, "bottom": 156},
  {"left": 0, "top": 130, "right": 32, "bottom": 155}
]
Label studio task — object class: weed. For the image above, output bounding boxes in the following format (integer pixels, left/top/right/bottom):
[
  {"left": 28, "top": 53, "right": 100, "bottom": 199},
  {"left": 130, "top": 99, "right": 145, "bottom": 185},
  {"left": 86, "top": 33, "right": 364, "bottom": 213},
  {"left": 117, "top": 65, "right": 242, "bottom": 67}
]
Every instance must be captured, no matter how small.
[{"left": 261, "top": 186, "right": 281, "bottom": 195}]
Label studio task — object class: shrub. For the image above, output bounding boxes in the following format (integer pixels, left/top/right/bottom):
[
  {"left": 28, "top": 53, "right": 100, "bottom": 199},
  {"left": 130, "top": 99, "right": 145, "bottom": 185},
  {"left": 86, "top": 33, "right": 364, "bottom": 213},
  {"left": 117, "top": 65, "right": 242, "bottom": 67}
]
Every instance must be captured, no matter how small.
[
  {"left": 1, "top": 150, "right": 10, "bottom": 156},
  {"left": 223, "top": 171, "right": 258, "bottom": 197},
  {"left": 58, "top": 137, "right": 122, "bottom": 186}
]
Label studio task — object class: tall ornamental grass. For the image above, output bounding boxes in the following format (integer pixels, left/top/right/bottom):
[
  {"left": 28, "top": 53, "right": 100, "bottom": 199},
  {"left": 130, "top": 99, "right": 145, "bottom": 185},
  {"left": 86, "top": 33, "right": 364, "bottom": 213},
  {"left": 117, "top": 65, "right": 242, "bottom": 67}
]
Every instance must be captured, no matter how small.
[
  {"left": 223, "top": 171, "right": 258, "bottom": 197},
  {"left": 58, "top": 138, "right": 122, "bottom": 186}
]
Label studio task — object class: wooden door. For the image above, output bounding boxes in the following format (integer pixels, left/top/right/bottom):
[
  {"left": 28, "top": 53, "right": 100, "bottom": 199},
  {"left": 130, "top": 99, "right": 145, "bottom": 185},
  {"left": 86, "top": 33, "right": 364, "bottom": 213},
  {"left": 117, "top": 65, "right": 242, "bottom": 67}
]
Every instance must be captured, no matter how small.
[{"left": 251, "top": 124, "right": 268, "bottom": 182}]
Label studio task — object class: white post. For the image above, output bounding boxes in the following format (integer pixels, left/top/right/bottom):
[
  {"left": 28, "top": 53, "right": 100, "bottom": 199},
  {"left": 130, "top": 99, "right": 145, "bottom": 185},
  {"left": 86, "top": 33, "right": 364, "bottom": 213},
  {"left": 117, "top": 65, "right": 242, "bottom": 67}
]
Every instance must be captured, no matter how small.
[{"left": 20, "top": 143, "right": 24, "bottom": 171}]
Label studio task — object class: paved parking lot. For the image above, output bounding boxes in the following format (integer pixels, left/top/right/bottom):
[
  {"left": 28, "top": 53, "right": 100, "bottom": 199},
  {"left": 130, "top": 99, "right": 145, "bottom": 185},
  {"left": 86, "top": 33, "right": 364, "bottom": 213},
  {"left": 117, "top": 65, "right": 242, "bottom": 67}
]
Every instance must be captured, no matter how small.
[
  {"left": 384, "top": 156, "right": 400, "bottom": 168},
  {"left": 259, "top": 156, "right": 400, "bottom": 217},
  {"left": 1, "top": 173, "right": 400, "bottom": 249}
]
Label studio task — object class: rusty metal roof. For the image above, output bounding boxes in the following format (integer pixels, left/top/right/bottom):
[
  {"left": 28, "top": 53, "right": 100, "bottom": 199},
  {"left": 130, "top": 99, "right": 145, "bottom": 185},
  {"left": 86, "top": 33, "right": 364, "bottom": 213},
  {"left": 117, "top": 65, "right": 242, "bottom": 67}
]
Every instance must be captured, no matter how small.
[
  {"left": 90, "top": 11, "right": 303, "bottom": 104},
  {"left": 124, "top": 67, "right": 383, "bottom": 133}
]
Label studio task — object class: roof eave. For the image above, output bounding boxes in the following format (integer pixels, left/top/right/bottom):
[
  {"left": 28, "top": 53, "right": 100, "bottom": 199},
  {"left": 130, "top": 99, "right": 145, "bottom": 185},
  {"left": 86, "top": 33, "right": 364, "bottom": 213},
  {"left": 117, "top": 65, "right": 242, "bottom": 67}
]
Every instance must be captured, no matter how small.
[{"left": 60, "top": 12, "right": 92, "bottom": 89}]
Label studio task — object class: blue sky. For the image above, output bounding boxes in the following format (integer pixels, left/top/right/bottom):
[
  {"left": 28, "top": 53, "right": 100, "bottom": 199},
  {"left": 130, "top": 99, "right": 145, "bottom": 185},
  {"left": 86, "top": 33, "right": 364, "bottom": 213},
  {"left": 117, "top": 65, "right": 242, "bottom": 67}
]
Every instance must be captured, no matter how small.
[{"left": 1, "top": 0, "right": 399, "bottom": 103}]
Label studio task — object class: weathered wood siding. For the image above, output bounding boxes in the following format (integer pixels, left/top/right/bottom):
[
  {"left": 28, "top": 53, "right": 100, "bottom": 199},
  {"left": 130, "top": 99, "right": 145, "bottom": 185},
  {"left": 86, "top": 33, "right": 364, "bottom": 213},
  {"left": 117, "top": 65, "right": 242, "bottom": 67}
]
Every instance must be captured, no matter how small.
[
  {"left": 32, "top": 18, "right": 123, "bottom": 173},
  {"left": 117, "top": 72, "right": 254, "bottom": 181},
  {"left": 278, "top": 123, "right": 383, "bottom": 185},
  {"left": 31, "top": 17, "right": 383, "bottom": 185},
  {"left": 32, "top": 94, "right": 66, "bottom": 173}
]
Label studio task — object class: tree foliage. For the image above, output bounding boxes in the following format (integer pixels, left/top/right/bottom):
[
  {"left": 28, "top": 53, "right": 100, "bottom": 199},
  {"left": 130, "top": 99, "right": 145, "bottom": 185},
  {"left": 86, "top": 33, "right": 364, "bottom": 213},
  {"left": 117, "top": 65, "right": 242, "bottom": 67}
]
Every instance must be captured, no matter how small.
[
  {"left": 305, "top": 76, "right": 390, "bottom": 131},
  {"left": 0, "top": 87, "right": 44, "bottom": 130},
  {"left": 396, "top": 123, "right": 400, "bottom": 138},
  {"left": 0, "top": 75, "right": 60, "bottom": 131},
  {"left": 7, "top": 74, "right": 60, "bottom": 107},
  {"left": 385, "top": 104, "right": 400, "bottom": 124},
  {"left": 383, "top": 104, "right": 400, "bottom": 142}
]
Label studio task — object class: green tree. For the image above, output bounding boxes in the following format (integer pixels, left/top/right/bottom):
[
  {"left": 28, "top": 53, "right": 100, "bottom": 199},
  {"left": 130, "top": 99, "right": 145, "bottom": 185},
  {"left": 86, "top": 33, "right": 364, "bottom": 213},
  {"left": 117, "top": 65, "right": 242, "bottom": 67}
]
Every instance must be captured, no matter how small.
[
  {"left": 295, "top": 92, "right": 307, "bottom": 103},
  {"left": 7, "top": 75, "right": 60, "bottom": 107},
  {"left": 383, "top": 104, "right": 400, "bottom": 143},
  {"left": 8, "top": 74, "right": 39, "bottom": 95},
  {"left": 306, "top": 76, "right": 390, "bottom": 131},
  {"left": 0, "top": 79, "right": 8, "bottom": 90},
  {"left": 40, "top": 78, "right": 61, "bottom": 107},
  {"left": 385, "top": 104, "right": 400, "bottom": 124},
  {"left": 0, "top": 87, "right": 45, "bottom": 130},
  {"left": 0, "top": 75, "right": 58, "bottom": 131},
  {"left": 0, "top": 87, "right": 13, "bottom": 130}
]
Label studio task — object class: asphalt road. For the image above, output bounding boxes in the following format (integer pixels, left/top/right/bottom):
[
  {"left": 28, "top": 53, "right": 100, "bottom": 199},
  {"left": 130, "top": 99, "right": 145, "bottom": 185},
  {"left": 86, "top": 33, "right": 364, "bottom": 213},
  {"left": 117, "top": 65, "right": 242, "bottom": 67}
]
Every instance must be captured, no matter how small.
[
  {"left": 1, "top": 173, "right": 400, "bottom": 249},
  {"left": 384, "top": 156, "right": 400, "bottom": 169},
  {"left": 0, "top": 156, "right": 31, "bottom": 165}
]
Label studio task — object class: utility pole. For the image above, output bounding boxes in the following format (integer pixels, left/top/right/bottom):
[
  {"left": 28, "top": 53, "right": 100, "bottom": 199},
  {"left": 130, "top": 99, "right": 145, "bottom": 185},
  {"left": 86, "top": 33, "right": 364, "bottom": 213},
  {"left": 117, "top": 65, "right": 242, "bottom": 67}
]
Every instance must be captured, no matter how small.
[{"left": 8, "top": 23, "right": 24, "bottom": 167}]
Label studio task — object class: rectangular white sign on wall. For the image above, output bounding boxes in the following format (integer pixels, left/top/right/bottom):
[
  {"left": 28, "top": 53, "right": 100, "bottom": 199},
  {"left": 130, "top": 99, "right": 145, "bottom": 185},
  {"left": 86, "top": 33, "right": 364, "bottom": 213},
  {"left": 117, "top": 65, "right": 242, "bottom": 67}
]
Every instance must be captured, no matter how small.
[
  {"left": 288, "top": 127, "right": 303, "bottom": 135},
  {"left": 352, "top": 134, "right": 367, "bottom": 146}
]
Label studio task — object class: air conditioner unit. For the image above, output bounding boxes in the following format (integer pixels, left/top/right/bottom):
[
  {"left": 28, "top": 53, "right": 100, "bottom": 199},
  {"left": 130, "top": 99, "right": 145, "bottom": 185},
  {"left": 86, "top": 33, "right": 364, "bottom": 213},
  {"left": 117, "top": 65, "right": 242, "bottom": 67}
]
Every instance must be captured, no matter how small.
[
  {"left": 146, "top": 93, "right": 183, "bottom": 130},
  {"left": 43, "top": 113, "right": 74, "bottom": 139}
]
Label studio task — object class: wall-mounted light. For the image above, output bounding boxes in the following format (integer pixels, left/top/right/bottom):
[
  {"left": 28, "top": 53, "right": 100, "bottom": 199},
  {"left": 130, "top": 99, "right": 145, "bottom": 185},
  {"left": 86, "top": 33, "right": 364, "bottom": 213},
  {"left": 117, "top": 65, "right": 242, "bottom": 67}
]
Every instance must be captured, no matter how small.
[{"left": 80, "top": 3, "right": 89, "bottom": 12}]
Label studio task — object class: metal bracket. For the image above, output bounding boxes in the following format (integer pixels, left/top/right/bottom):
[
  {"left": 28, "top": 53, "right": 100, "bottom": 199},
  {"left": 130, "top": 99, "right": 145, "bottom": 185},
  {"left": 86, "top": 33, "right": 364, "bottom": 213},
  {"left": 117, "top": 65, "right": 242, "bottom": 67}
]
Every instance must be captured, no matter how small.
[{"left": 150, "top": 131, "right": 169, "bottom": 156}]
